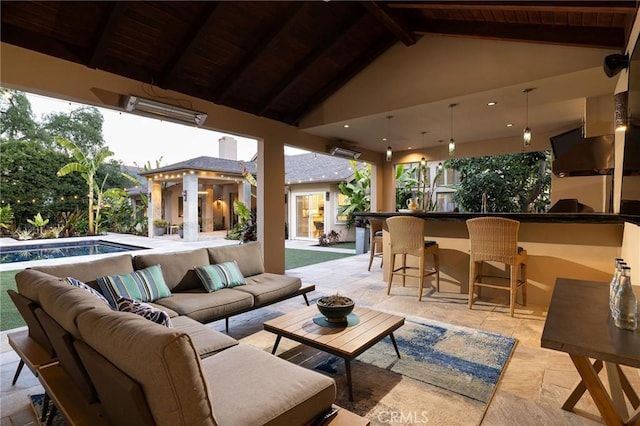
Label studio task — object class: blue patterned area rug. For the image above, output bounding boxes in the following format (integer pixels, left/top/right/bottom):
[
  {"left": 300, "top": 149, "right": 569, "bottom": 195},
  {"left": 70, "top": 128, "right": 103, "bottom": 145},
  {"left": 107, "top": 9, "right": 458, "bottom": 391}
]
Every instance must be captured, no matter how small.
[
  {"left": 29, "top": 394, "right": 66, "bottom": 426},
  {"left": 352, "top": 316, "right": 517, "bottom": 403}
]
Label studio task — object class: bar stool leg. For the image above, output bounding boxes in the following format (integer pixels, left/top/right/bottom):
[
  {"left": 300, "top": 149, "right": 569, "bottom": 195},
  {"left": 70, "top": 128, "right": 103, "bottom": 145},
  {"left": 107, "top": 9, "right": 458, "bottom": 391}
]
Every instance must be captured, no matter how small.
[
  {"left": 401, "top": 254, "right": 407, "bottom": 287},
  {"left": 521, "top": 261, "right": 528, "bottom": 306},
  {"left": 387, "top": 254, "right": 395, "bottom": 295},
  {"left": 468, "top": 259, "right": 476, "bottom": 310},
  {"left": 434, "top": 251, "right": 440, "bottom": 292},
  {"left": 510, "top": 264, "right": 518, "bottom": 317},
  {"left": 418, "top": 254, "right": 425, "bottom": 302}
]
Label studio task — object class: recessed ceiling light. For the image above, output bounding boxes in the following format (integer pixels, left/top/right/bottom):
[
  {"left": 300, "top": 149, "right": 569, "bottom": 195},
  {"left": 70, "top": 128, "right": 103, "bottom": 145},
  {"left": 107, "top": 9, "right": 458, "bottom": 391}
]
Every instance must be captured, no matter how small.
[
  {"left": 506, "top": 123, "right": 514, "bottom": 127},
  {"left": 487, "top": 101, "right": 497, "bottom": 106},
  {"left": 408, "top": 146, "right": 412, "bottom": 150},
  {"left": 343, "top": 124, "right": 350, "bottom": 128},
  {"left": 382, "top": 137, "right": 387, "bottom": 142}
]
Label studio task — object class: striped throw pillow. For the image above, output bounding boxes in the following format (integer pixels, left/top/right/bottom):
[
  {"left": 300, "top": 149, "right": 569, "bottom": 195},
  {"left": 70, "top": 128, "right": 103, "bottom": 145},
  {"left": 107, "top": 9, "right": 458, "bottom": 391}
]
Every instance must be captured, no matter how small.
[
  {"left": 195, "top": 261, "right": 246, "bottom": 292},
  {"left": 116, "top": 297, "right": 172, "bottom": 327},
  {"left": 66, "top": 277, "right": 111, "bottom": 308},
  {"left": 97, "top": 264, "right": 171, "bottom": 308}
]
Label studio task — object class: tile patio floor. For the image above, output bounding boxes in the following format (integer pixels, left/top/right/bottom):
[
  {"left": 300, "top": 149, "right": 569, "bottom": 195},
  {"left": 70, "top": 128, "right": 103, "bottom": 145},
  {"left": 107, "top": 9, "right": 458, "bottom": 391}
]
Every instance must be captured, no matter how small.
[{"left": 1, "top": 234, "right": 638, "bottom": 425}]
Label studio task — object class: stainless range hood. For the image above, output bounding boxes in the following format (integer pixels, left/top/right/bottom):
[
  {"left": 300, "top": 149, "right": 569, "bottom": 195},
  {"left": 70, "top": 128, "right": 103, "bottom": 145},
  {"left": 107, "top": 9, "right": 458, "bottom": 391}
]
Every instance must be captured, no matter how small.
[{"left": 551, "top": 128, "right": 614, "bottom": 177}]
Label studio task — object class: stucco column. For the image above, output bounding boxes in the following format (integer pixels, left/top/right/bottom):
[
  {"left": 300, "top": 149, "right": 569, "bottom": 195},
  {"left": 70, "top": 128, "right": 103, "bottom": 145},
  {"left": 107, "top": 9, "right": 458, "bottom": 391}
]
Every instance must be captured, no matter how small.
[
  {"left": 183, "top": 174, "right": 199, "bottom": 241},
  {"left": 258, "top": 137, "right": 285, "bottom": 273},
  {"left": 148, "top": 181, "right": 163, "bottom": 237},
  {"left": 204, "top": 185, "right": 214, "bottom": 231}
]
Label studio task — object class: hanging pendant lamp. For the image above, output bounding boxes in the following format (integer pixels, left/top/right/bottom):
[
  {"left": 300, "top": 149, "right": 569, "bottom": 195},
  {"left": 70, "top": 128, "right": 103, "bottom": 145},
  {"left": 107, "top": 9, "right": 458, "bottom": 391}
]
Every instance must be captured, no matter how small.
[
  {"left": 420, "top": 131, "right": 427, "bottom": 166},
  {"left": 385, "top": 115, "right": 393, "bottom": 162},
  {"left": 448, "top": 103, "right": 458, "bottom": 156},
  {"left": 523, "top": 88, "right": 534, "bottom": 147}
]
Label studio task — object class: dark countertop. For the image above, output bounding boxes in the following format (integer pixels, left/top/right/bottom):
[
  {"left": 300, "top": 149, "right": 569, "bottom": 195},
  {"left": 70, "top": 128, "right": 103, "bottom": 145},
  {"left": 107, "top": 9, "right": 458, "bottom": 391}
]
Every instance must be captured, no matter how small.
[{"left": 355, "top": 211, "right": 630, "bottom": 224}]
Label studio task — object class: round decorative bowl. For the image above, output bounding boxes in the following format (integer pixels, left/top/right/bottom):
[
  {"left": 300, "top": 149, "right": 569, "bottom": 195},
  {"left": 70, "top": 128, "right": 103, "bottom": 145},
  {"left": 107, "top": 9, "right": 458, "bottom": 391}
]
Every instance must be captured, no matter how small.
[{"left": 317, "top": 295, "right": 355, "bottom": 323}]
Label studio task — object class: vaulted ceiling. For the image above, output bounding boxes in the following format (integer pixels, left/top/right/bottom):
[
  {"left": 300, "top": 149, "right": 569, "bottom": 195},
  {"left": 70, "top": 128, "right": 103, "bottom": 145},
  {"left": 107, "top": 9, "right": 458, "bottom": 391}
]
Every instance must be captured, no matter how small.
[{"left": 2, "top": 1, "right": 637, "bottom": 132}]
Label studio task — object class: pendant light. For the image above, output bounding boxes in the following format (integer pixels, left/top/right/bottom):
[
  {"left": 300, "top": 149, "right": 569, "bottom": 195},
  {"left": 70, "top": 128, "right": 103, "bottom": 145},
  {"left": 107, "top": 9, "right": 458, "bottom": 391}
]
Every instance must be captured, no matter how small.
[
  {"left": 448, "top": 103, "right": 458, "bottom": 156},
  {"left": 522, "top": 88, "right": 534, "bottom": 147},
  {"left": 420, "top": 131, "right": 427, "bottom": 167},
  {"left": 385, "top": 115, "right": 393, "bottom": 162},
  {"left": 437, "top": 140, "right": 443, "bottom": 170}
]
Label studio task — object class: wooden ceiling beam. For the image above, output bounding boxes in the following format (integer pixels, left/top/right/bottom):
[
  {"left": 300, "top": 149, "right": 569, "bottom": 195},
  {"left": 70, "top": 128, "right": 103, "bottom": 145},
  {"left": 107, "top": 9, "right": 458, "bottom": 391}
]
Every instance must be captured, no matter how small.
[
  {"left": 212, "top": 3, "right": 305, "bottom": 104},
  {"left": 388, "top": 2, "right": 638, "bottom": 14},
  {"left": 256, "top": 9, "right": 366, "bottom": 116},
  {"left": 87, "top": 2, "right": 127, "bottom": 69},
  {"left": 158, "top": 2, "right": 220, "bottom": 87},
  {"left": 412, "top": 19, "right": 627, "bottom": 49},
  {"left": 361, "top": 1, "right": 415, "bottom": 46},
  {"left": 291, "top": 36, "right": 397, "bottom": 125},
  {"left": 1, "top": 24, "right": 84, "bottom": 64}
]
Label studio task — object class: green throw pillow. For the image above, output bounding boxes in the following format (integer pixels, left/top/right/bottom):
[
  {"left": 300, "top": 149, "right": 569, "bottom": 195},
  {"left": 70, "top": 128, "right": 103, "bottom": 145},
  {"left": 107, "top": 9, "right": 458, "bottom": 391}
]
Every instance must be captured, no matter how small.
[
  {"left": 195, "top": 261, "right": 246, "bottom": 292},
  {"left": 97, "top": 264, "right": 171, "bottom": 307}
]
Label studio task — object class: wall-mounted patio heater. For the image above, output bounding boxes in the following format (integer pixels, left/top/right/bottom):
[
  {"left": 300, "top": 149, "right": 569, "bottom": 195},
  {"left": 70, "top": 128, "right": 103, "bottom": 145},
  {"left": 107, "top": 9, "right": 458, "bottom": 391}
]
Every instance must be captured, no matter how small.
[
  {"left": 329, "top": 146, "right": 361, "bottom": 159},
  {"left": 123, "top": 95, "right": 207, "bottom": 127}
]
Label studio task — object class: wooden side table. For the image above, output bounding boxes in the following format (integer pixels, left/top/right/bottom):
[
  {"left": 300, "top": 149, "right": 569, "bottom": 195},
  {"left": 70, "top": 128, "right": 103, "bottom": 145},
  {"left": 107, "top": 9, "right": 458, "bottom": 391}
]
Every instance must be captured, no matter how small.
[{"left": 541, "top": 278, "right": 640, "bottom": 425}]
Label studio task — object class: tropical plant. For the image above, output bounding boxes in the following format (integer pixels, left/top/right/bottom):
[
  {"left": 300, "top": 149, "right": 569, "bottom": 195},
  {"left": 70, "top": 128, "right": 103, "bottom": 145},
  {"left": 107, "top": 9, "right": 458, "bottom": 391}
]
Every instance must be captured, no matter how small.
[
  {"left": 14, "top": 228, "right": 34, "bottom": 240},
  {"left": 226, "top": 200, "right": 256, "bottom": 242},
  {"left": 55, "top": 136, "right": 114, "bottom": 234},
  {"left": 26, "top": 212, "right": 49, "bottom": 237},
  {"left": 0, "top": 205, "right": 14, "bottom": 234},
  {"left": 42, "top": 225, "right": 64, "bottom": 239},
  {"left": 338, "top": 161, "right": 371, "bottom": 228},
  {"left": 319, "top": 230, "right": 341, "bottom": 246}
]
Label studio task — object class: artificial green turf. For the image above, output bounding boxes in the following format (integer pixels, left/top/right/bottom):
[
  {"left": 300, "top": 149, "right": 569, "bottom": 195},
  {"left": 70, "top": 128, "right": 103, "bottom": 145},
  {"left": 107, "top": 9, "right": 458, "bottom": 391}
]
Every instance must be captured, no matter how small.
[
  {"left": 1, "top": 269, "right": 24, "bottom": 331},
  {"left": 285, "top": 248, "right": 354, "bottom": 270},
  {"left": 0, "top": 250, "right": 352, "bottom": 331}
]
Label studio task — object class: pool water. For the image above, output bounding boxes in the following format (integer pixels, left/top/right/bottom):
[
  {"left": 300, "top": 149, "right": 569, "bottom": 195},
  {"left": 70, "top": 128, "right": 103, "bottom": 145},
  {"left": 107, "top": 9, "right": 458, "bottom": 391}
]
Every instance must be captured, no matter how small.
[{"left": 0, "top": 240, "right": 148, "bottom": 264}]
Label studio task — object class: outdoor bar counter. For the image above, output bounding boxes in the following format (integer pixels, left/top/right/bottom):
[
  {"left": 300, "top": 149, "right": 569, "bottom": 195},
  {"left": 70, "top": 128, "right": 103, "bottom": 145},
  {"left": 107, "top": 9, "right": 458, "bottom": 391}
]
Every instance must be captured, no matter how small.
[{"left": 356, "top": 212, "right": 639, "bottom": 307}]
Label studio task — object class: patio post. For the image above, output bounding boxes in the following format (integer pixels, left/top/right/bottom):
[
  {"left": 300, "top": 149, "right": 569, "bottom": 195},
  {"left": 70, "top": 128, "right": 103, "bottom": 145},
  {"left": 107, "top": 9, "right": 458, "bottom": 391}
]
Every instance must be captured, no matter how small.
[{"left": 182, "top": 173, "right": 199, "bottom": 241}]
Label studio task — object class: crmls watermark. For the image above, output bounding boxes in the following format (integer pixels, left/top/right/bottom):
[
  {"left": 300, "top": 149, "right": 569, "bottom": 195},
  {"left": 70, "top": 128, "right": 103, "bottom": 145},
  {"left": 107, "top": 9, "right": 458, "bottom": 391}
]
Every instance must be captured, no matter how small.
[{"left": 377, "top": 410, "right": 429, "bottom": 424}]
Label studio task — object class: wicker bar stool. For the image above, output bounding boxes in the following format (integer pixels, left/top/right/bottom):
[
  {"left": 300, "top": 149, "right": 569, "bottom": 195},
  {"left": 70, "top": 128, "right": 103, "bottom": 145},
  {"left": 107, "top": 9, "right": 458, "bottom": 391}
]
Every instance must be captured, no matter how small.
[
  {"left": 368, "top": 218, "right": 384, "bottom": 271},
  {"left": 386, "top": 216, "right": 440, "bottom": 301},
  {"left": 466, "top": 217, "right": 527, "bottom": 317}
]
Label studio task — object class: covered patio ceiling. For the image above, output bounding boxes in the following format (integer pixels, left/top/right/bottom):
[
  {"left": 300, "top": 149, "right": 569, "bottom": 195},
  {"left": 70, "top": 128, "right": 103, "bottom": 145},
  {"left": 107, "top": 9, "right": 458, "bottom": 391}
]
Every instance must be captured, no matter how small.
[{"left": 1, "top": 1, "right": 638, "bottom": 154}]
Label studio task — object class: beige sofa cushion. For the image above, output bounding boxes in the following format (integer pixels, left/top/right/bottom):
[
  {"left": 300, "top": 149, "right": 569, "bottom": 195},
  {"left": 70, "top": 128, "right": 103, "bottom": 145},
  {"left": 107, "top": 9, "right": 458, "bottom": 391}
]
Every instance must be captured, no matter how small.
[
  {"left": 170, "top": 316, "right": 238, "bottom": 357},
  {"left": 238, "top": 273, "right": 302, "bottom": 305},
  {"left": 134, "top": 249, "right": 209, "bottom": 291},
  {"left": 153, "top": 289, "right": 253, "bottom": 323},
  {"left": 16, "top": 269, "right": 67, "bottom": 304},
  {"left": 77, "top": 309, "right": 217, "bottom": 426},
  {"left": 207, "top": 242, "right": 265, "bottom": 277},
  {"left": 32, "top": 254, "right": 134, "bottom": 290},
  {"left": 201, "top": 344, "right": 335, "bottom": 425},
  {"left": 38, "top": 278, "right": 113, "bottom": 339}
]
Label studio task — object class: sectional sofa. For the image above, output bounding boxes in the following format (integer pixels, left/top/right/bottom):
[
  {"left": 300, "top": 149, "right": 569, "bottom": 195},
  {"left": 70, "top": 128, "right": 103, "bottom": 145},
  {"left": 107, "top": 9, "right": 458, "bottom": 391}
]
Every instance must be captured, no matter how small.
[{"left": 13, "top": 242, "right": 337, "bottom": 425}]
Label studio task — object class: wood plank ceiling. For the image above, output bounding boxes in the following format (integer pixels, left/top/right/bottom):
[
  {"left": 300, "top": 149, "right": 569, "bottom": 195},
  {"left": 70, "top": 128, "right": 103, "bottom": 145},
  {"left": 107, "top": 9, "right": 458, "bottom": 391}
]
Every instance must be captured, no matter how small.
[{"left": 1, "top": 1, "right": 638, "bottom": 127}]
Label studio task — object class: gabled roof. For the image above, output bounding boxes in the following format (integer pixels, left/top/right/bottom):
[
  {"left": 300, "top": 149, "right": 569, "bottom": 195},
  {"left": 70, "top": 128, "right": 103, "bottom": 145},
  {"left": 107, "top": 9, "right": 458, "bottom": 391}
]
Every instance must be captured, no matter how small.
[
  {"left": 139, "top": 156, "right": 256, "bottom": 176},
  {"left": 285, "top": 153, "right": 363, "bottom": 185}
]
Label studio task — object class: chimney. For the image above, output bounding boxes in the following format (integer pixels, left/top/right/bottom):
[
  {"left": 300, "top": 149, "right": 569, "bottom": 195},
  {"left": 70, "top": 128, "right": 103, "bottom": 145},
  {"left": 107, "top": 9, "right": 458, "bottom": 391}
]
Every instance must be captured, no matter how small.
[{"left": 219, "top": 136, "right": 238, "bottom": 160}]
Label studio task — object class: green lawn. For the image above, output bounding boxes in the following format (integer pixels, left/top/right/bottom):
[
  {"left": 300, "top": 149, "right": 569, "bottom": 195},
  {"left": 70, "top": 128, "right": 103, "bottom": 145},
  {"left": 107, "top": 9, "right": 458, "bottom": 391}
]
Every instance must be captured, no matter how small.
[
  {"left": 0, "top": 249, "right": 354, "bottom": 331},
  {"left": 1, "top": 269, "right": 24, "bottom": 331},
  {"left": 285, "top": 248, "right": 354, "bottom": 270}
]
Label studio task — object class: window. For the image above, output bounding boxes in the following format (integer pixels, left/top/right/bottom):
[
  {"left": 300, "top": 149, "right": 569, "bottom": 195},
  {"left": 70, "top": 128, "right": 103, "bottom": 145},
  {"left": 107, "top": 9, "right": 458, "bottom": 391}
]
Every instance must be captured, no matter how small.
[
  {"left": 336, "top": 193, "right": 349, "bottom": 223},
  {"left": 436, "top": 167, "right": 458, "bottom": 187}
]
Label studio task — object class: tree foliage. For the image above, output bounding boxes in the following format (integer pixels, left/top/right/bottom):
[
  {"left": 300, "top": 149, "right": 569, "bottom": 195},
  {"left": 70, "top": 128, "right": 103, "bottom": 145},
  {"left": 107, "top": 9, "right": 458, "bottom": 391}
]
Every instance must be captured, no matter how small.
[
  {"left": 43, "top": 106, "right": 105, "bottom": 154},
  {"left": 446, "top": 151, "right": 551, "bottom": 213},
  {"left": 0, "top": 89, "right": 41, "bottom": 141}
]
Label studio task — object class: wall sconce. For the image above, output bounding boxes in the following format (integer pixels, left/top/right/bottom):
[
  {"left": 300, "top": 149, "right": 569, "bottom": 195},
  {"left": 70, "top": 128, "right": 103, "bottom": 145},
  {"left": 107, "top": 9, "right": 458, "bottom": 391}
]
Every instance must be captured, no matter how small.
[
  {"left": 216, "top": 197, "right": 222, "bottom": 206},
  {"left": 146, "top": 192, "right": 151, "bottom": 201},
  {"left": 182, "top": 190, "right": 187, "bottom": 202},
  {"left": 615, "top": 91, "right": 628, "bottom": 132}
]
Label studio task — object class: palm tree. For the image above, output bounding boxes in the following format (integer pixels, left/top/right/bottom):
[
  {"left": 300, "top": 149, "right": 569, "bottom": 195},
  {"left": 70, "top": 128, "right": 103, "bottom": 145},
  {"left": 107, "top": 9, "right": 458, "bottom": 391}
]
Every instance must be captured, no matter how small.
[{"left": 55, "top": 136, "right": 113, "bottom": 235}]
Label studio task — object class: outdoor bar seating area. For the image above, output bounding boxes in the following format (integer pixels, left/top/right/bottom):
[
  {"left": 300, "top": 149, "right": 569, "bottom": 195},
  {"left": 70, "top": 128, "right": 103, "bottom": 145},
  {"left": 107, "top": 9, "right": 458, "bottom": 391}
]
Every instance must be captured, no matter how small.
[{"left": 2, "top": 2, "right": 640, "bottom": 425}]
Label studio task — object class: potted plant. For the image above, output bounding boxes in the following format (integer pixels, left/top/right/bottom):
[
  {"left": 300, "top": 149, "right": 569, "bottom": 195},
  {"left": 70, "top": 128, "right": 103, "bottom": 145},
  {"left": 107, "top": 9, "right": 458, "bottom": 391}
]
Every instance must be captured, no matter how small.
[{"left": 153, "top": 219, "right": 168, "bottom": 236}]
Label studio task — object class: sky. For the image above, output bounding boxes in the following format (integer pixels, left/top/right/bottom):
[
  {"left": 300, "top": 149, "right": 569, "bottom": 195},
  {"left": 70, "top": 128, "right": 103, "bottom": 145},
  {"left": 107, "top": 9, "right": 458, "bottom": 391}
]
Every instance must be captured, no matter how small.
[{"left": 25, "top": 92, "right": 307, "bottom": 167}]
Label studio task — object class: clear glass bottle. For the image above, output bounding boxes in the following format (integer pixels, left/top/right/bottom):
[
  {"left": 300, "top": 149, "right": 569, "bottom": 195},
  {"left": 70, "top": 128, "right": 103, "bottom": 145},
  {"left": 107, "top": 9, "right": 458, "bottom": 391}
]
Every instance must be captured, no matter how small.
[
  {"left": 613, "top": 266, "right": 637, "bottom": 331},
  {"left": 610, "top": 258, "right": 624, "bottom": 315}
]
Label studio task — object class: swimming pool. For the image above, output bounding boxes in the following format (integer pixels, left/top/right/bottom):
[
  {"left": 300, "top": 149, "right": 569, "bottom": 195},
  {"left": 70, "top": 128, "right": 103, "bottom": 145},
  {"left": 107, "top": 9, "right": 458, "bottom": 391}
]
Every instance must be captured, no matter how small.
[{"left": 0, "top": 240, "right": 148, "bottom": 264}]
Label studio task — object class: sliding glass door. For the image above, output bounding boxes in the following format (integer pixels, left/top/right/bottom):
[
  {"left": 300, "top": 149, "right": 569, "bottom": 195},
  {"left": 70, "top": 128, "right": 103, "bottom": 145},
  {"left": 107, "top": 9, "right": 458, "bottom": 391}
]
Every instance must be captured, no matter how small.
[{"left": 294, "top": 193, "right": 325, "bottom": 239}]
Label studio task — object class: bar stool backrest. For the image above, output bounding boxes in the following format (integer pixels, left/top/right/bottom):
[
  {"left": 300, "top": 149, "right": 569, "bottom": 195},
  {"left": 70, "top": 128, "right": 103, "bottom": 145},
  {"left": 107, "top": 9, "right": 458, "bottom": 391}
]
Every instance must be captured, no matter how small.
[
  {"left": 386, "top": 216, "right": 426, "bottom": 257},
  {"left": 466, "top": 217, "right": 520, "bottom": 265}
]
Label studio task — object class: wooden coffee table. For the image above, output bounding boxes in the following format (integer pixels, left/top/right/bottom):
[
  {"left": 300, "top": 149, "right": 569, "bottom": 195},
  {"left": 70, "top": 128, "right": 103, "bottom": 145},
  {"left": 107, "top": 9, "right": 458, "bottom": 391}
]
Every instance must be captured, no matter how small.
[{"left": 264, "top": 306, "right": 405, "bottom": 401}]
